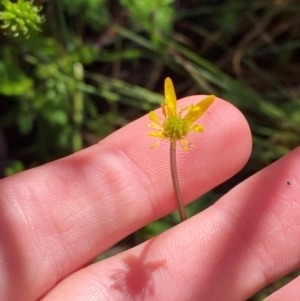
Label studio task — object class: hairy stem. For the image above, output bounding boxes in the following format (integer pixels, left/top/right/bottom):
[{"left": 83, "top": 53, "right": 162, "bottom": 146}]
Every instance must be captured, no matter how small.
[{"left": 170, "top": 140, "right": 187, "bottom": 222}]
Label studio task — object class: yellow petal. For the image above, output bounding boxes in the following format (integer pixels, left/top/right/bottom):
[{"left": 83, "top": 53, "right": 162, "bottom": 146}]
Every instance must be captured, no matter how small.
[
  {"left": 184, "top": 95, "right": 215, "bottom": 123},
  {"left": 148, "top": 123, "right": 162, "bottom": 130},
  {"left": 189, "top": 124, "right": 204, "bottom": 133},
  {"left": 161, "top": 103, "right": 167, "bottom": 118},
  {"left": 164, "top": 77, "right": 177, "bottom": 117},
  {"left": 148, "top": 131, "right": 166, "bottom": 138},
  {"left": 149, "top": 111, "right": 160, "bottom": 124}
]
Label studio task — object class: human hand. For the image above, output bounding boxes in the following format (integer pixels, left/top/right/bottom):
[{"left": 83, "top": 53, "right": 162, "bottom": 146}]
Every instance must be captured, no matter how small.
[{"left": 1, "top": 96, "right": 298, "bottom": 301}]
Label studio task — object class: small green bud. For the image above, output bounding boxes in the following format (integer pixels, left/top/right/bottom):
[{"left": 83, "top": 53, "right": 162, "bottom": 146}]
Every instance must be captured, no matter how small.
[{"left": 0, "top": 0, "right": 45, "bottom": 38}]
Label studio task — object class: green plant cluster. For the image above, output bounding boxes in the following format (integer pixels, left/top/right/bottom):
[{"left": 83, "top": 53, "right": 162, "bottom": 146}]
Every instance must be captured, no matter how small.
[
  {"left": 1, "top": 1, "right": 300, "bottom": 298},
  {"left": 0, "top": 0, "right": 44, "bottom": 38}
]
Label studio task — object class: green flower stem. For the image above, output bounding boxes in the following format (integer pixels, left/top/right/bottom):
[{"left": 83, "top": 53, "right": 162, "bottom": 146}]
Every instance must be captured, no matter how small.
[{"left": 170, "top": 140, "right": 187, "bottom": 222}]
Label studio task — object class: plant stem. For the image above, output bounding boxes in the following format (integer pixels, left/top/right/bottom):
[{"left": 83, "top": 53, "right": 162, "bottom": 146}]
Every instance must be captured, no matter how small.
[
  {"left": 170, "top": 140, "right": 187, "bottom": 222},
  {"left": 72, "top": 62, "right": 84, "bottom": 152}
]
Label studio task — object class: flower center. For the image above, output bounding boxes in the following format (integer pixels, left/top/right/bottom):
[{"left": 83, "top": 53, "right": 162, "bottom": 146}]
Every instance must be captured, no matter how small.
[{"left": 163, "top": 116, "right": 189, "bottom": 140}]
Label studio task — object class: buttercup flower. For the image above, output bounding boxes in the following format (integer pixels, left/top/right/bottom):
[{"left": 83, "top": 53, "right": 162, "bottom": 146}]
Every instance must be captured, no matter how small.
[{"left": 148, "top": 77, "right": 215, "bottom": 150}]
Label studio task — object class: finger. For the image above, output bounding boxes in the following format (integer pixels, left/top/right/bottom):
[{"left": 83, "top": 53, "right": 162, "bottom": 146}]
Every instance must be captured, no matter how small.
[
  {"left": 0, "top": 96, "right": 251, "bottom": 301},
  {"left": 264, "top": 276, "right": 300, "bottom": 301},
  {"left": 41, "top": 148, "right": 300, "bottom": 301}
]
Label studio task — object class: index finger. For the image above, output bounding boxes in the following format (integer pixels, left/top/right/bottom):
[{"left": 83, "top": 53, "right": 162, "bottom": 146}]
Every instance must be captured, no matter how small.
[{"left": 0, "top": 96, "right": 251, "bottom": 301}]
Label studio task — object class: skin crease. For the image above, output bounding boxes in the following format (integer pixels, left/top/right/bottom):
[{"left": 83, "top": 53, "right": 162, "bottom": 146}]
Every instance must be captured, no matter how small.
[{"left": 0, "top": 96, "right": 299, "bottom": 301}]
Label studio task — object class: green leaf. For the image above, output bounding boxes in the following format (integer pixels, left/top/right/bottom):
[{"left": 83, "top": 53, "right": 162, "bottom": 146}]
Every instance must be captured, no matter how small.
[{"left": 0, "top": 48, "right": 33, "bottom": 96}]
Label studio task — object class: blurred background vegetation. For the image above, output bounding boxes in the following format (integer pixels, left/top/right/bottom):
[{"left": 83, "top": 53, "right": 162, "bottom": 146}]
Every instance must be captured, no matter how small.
[{"left": 1, "top": 0, "right": 300, "bottom": 299}]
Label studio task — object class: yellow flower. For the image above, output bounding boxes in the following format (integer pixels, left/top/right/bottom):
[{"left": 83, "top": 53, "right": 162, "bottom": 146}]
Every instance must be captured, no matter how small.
[{"left": 148, "top": 77, "right": 215, "bottom": 150}]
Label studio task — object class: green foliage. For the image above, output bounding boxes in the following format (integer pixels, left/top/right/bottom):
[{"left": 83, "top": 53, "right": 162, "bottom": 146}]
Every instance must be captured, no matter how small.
[
  {"left": 0, "top": 47, "right": 33, "bottom": 95},
  {"left": 60, "top": 0, "right": 109, "bottom": 30},
  {"left": 120, "top": 0, "right": 175, "bottom": 48},
  {"left": 4, "top": 160, "right": 24, "bottom": 176},
  {"left": 0, "top": 0, "right": 44, "bottom": 38}
]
